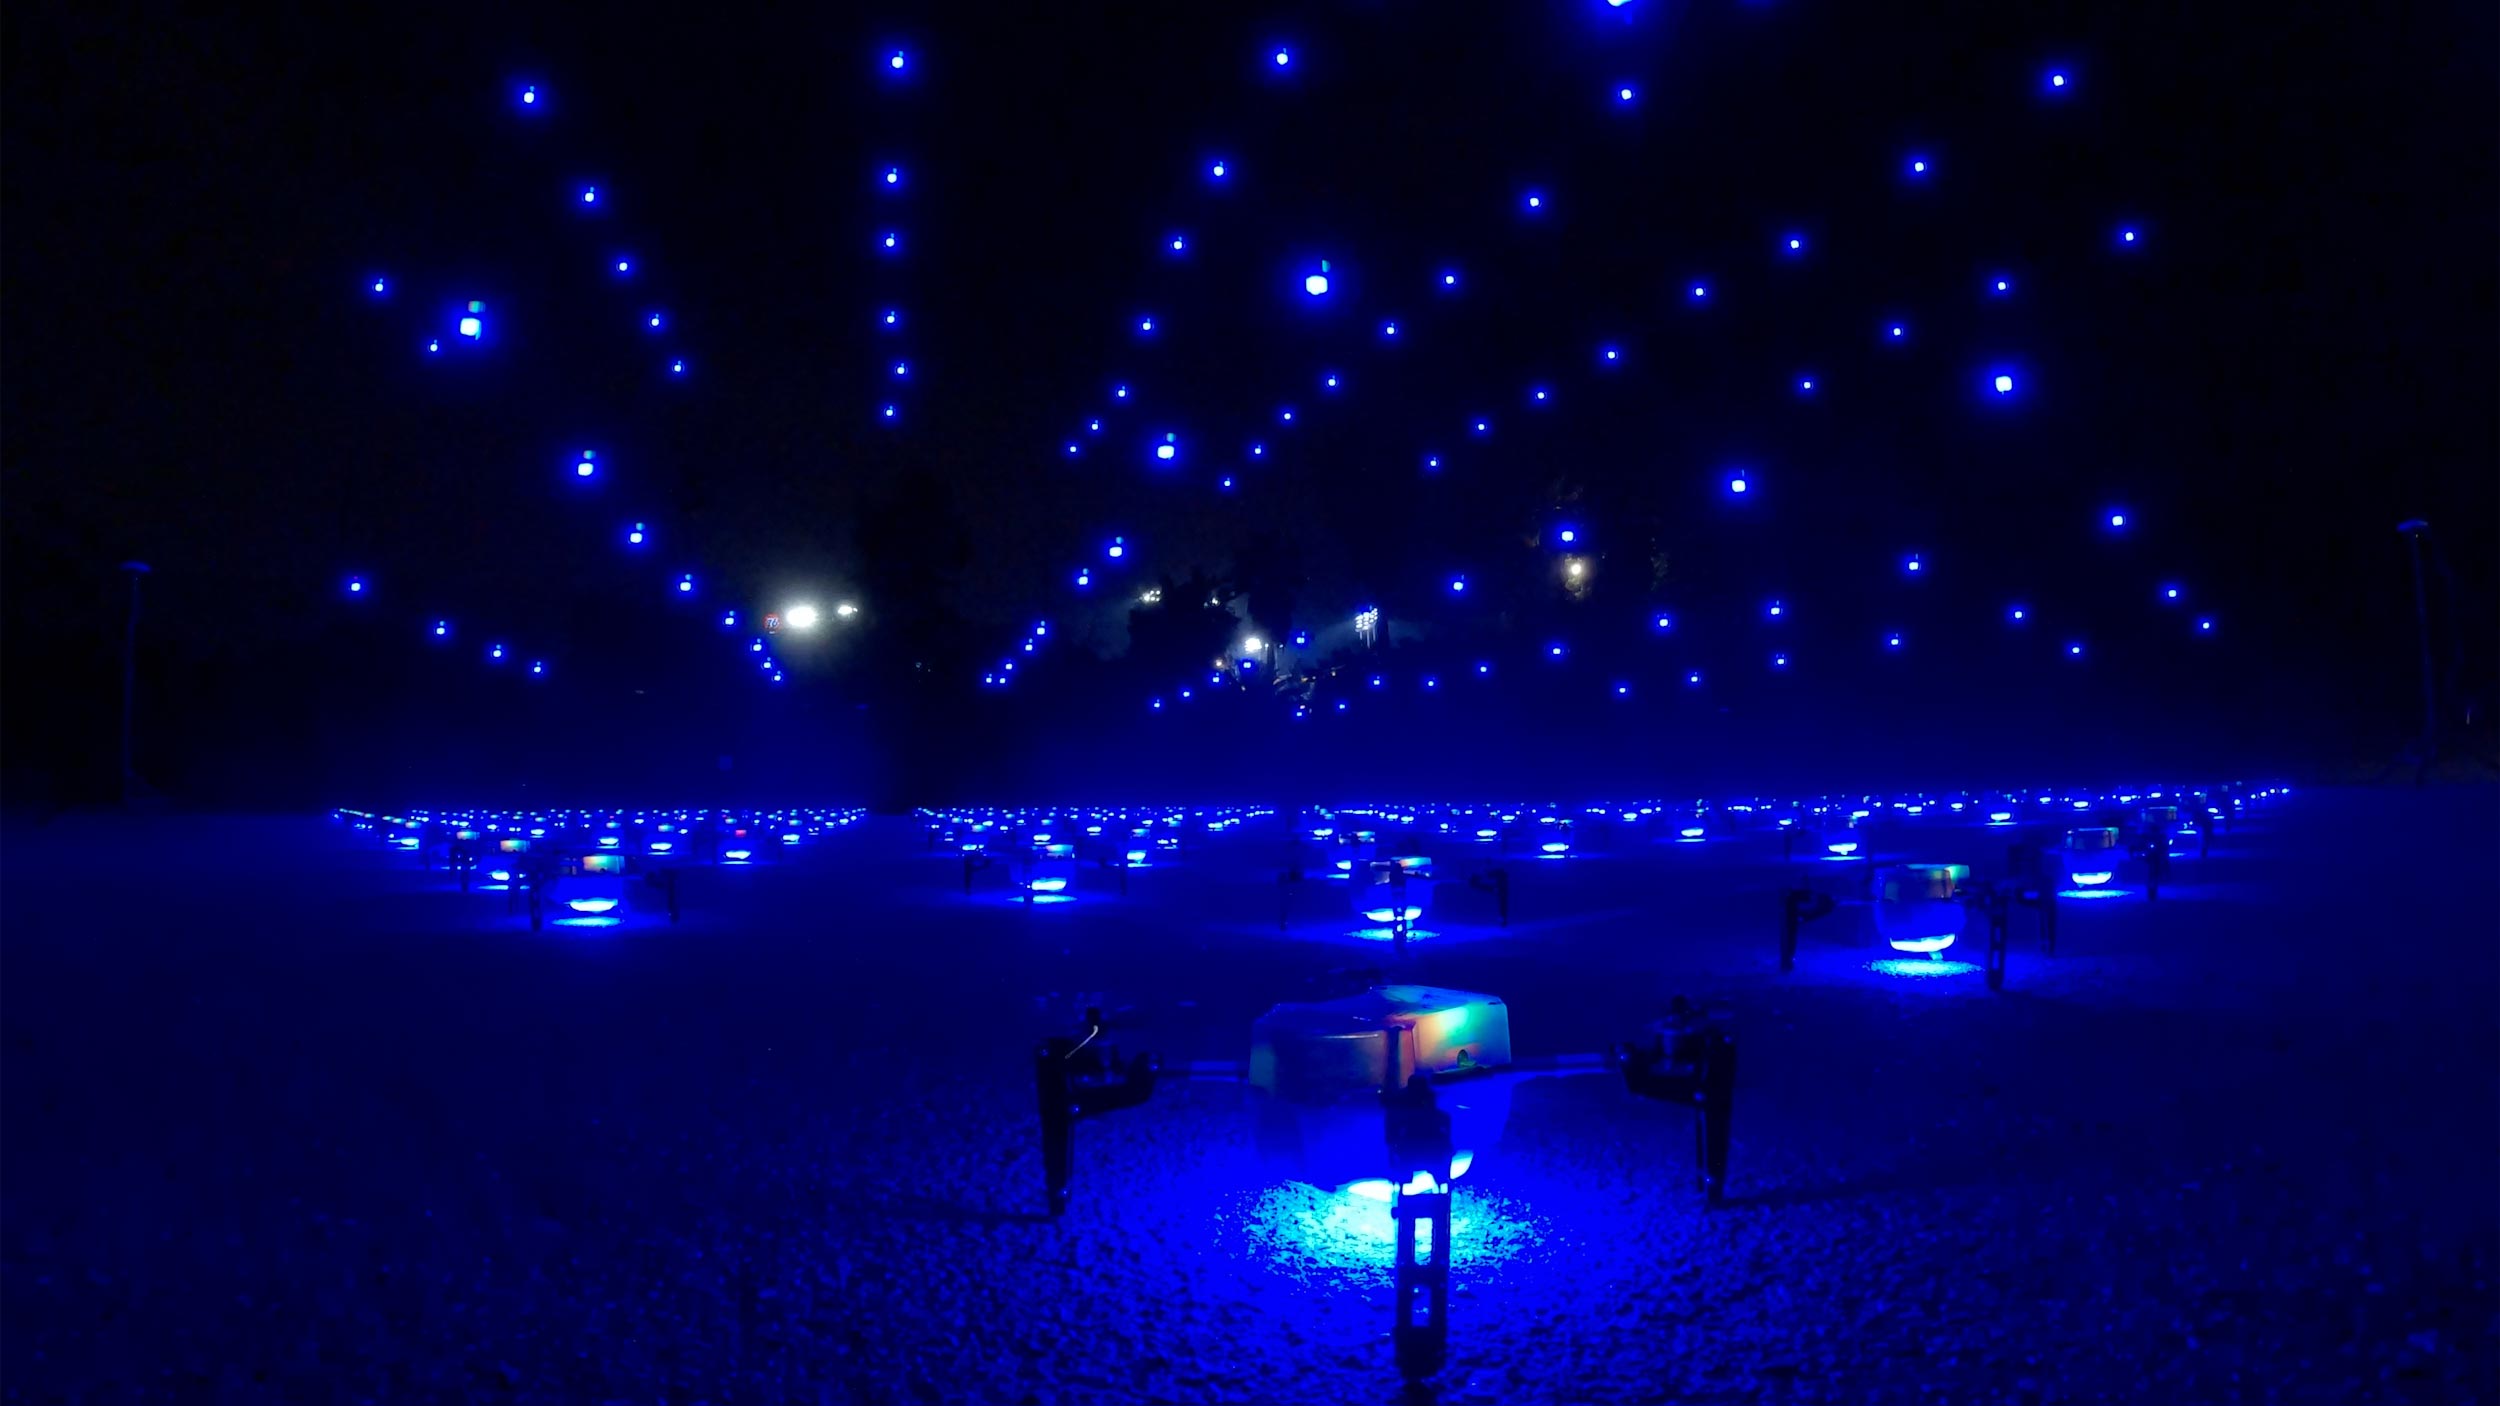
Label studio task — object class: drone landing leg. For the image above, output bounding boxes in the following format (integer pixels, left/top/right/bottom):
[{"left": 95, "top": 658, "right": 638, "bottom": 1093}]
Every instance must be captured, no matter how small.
[{"left": 1392, "top": 1181, "right": 1451, "bottom": 1381}]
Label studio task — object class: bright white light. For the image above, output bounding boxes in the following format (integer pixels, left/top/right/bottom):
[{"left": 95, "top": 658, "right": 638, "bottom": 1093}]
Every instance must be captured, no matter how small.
[
  {"left": 1442, "top": 271, "right": 1457, "bottom": 287},
  {"left": 1798, "top": 378, "right": 1813, "bottom": 392},
  {"left": 581, "top": 186, "right": 598, "bottom": 204},
  {"left": 459, "top": 317, "right": 482, "bottom": 339},
  {"left": 1729, "top": 476, "right": 1748, "bottom": 494},
  {"left": 888, "top": 51, "right": 906, "bottom": 70},
  {"left": 1618, "top": 86, "right": 1634, "bottom": 102},
  {"left": 1905, "top": 554, "right": 1923, "bottom": 573},
  {"left": 1209, "top": 160, "right": 1227, "bottom": 178},
  {"left": 1786, "top": 236, "right": 1803, "bottom": 251},
  {"left": 785, "top": 604, "right": 822, "bottom": 629},
  {"left": 882, "top": 310, "right": 898, "bottom": 326},
  {"left": 676, "top": 575, "right": 693, "bottom": 593},
  {"left": 1305, "top": 273, "right": 1329, "bottom": 296},
  {"left": 2108, "top": 511, "right": 2127, "bottom": 528},
  {"left": 615, "top": 259, "right": 631, "bottom": 274},
  {"left": 1910, "top": 157, "right": 1928, "bottom": 174},
  {"left": 2068, "top": 642, "right": 2085, "bottom": 657},
  {"left": 1525, "top": 193, "right": 1542, "bottom": 210},
  {"left": 1654, "top": 614, "right": 1672, "bottom": 630},
  {"left": 1383, "top": 321, "right": 1398, "bottom": 336},
  {"left": 1138, "top": 317, "right": 1153, "bottom": 333},
  {"left": 883, "top": 167, "right": 901, "bottom": 186},
  {"left": 835, "top": 602, "right": 858, "bottom": 618},
  {"left": 1450, "top": 577, "right": 1465, "bottom": 593},
  {"left": 1889, "top": 324, "right": 1905, "bottom": 338},
  {"left": 1993, "top": 374, "right": 2015, "bottom": 394},
  {"left": 1273, "top": 48, "right": 1291, "bottom": 66},
  {"left": 1244, "top": 636, "right": 1263, "bottom": 652},
  {"left": 521, "top": 86, "right": 537, "bottom": 106},
  {"left": 670, "top": 360, "right": 685, "bottom": 375},
  {"left": 881, "top": 233, "right": 897, "bottom": 250},
  {"left": 1155, "top": 443, "right": 1174, "bottom": 460},
  {"left": 1169, "top": 235, "right": 1186, "bottom": 252},
  {"left": 370, "top": 277, "right": 387, "bottom": 294},
  {"left": 2050, "top": 71, "right": 2067, "bottom": 88},
  {"left": 574, "top": 452, "right": 596, "bottom": 478},
  {"left": 1690, "top": 284, "right": 1707, "bottom": 299}
]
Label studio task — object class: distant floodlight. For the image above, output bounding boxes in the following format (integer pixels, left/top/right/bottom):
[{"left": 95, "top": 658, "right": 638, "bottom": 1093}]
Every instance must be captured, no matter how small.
[
  {"left": 835, "top": 602, "right": 859, "bottom": 618},
  {"left": 2108, "top": 511, "right": 2128, "bottom": 529},
  {"left": 785, "top": 604, "right": 821, "bottom": 629}
]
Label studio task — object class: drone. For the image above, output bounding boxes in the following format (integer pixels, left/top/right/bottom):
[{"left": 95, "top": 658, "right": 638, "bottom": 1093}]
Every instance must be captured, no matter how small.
[{"left": 1034, "top": 982, "right": 1735, "bottom": 1383}]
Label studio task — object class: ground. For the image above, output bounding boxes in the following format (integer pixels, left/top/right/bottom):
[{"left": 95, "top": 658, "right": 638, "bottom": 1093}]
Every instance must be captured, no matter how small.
[{"left": 4, "top": 787, "right": 2495, "bottom": 1404}]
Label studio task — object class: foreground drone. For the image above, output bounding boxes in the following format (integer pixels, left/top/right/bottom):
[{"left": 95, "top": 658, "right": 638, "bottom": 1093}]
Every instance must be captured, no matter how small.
[{"left": 1035, "top": 984, "right": 1734, "bottom": 1383}]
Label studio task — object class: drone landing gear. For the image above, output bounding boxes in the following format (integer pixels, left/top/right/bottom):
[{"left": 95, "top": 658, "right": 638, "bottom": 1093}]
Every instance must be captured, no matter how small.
[
  {"left": 1034, "top": 1010, "right": 1158, "bottom": 1217},
  {"left": 1384, "top": 1075, "right": 1455, "bottom": 1384},
  {"left": 1618, "top": 1000, "right": 1738, "bottom": 1206}
]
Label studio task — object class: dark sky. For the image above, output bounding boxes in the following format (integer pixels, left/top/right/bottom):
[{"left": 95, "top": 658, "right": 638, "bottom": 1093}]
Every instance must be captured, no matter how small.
[{"left": 4, "top": 0, "right": 2493, "bottom": 803}]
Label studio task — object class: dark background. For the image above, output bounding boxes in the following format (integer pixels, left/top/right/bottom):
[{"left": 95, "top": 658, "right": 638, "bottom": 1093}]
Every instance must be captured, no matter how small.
[{"left": 5, "top": 0, "right": 2493, "bottom": 809}]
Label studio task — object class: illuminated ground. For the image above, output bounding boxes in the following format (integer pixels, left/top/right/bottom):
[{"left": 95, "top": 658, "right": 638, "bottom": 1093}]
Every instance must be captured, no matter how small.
[{"left": 4, "top": 789, "right": 2494, "bottom": 1403}]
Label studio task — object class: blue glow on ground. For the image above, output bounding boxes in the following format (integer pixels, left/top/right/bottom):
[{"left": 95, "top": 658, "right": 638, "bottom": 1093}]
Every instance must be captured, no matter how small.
[
  {"left": 1868, "top": 958, "right": 1981, "bottom": 979},
  {"left": 1350, "top": 926, "right": 1441, "bottom": 943},
  {"left": 2059, "top": 887, "right": 2129, "bottom": 901},
  {"left": 552, "top": 916, "right": 622, "bottom": 930},
  {"left": 1231, "top": 1182, "right": 1546, "bottom": 1279}
]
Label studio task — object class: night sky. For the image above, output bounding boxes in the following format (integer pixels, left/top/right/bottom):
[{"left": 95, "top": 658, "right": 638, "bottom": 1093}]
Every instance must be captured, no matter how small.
[{"left": 5, "top": 0, "right": 2493, "bottom": 806}]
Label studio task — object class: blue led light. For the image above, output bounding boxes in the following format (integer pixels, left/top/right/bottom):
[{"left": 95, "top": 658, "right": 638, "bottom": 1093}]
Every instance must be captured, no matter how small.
[
  {"left": 2197, "top": 617, "right": 2216, "bottom": 633},
  {"left": 881, "top": 310, "right": 899, "bottom": 327},
  {"left": 369, "top": 276, "right": 387, "bottom": 296},
  {"left": 1783, "top": 235, "right": 1804, "bottom": 254},
  {"left": 1088, "top": 419, "right": 1102, "bottom": 433},
  {"left": 1423, "top": 454, "right": 1441, "bottom": 471},
  {"left": 1149, "top": 698, "right": 1163, "bottom": 711},
  {"left": 626, "top": 522, "right": 646, "bottom": 546},
  {"left": 888, "top": 51, "right": 906, "bottom": 70},
  {"left": 1772, "top": 652, "right": 1789, "bottom": 668},
  {"left": 1993, "top": 373, "right": 2015, "bottom": 394},
  {"left": 1382, "top": 321, "right": 1399, "bottom": 337},
  {"left": 1531, "top": 386, "right": 1550, "bottom": 403},
  {"left": 1273, "top": 47, "right": 1291, "bottom": 66},
  {"left": 1992, "top": 277, "right": 2011, "bottom": 295},
  {"left": 1219, "top": 476, "right": 1234, "bottom": 490},
  {"left": 893, "top": 360, "right": 910, "bottom": 377},
  {"left": 1249, "top": 443, "right": 1265, "bottom": 456},
  {"left": 1886, "top": 632, "right": 1904, "bottom": 649},
  {"left": 880, "top": 232, "right": 898, "bottom": 251},
  {"left": 529, "top": 660, "right": 545, "bottom": 676},
  {"left": 2009, "top": 604, "right": 2028, "bottom": 622},
  {"left": 1155, "top": 434, "right": 1177, "bottom": 462},
  {"left": 574, "top": 451, "right": 597, "bottom": 479},
  {"left": 1905, "top": 553, "right": 1924, "bottom": 573},
  {"left": 883, "top": 166, "right": 901, "bottom": 187},
  {"left": 1293, "top": 632, "right": 1309, "bottom": 646},
  {"left": 1304, "top": 270, "right": 1330, "bottom": 296},
  {"left": 1653, "top": 613, "right": 1673, "bottom": 630},
  {"left": 488, "top": 643, "right": 506, "bottom": 662},
  {"left": 1729, "top": 474, "right": 1749, "bottom": 494},
  {"left": 1477, "top": 662, "right": 1491, "bottom": 675},
  {"left": 1449, "top": 576, "right": 1466, "bottom": 593},
  {"left": 676, "top": 574, "right": 694, "bottom": 594},
  {"left": 2119, "top": 227, "right": 2139, "bottom": 245},
  {"left": 2161, "top": 584, "right": 2182, "bottom": 601},
  {"left": 2108, "top": 510, "right": 2128, "bottom": 529},
  {"left": 721, "top": 610, "right": 737, "bottom": 627},
  {"left": 1615, "top": 682, "right": 1631, "bottom": 696},
  {"left": 2067, "top": 642, "right": 2085, "bottom": 657},
  {"left": 1075, "top": 569, "right": 1091, "bottom": 587},
  {"left": 1114, "top": 384, "right": 1129, "bottom": 400},
  {"left": 1796, "top": 377, "right": 1814, "bottom": 393},
  {"left": 520, "top": 85, "right": 538, "bottom": 107},
  {"left": 581, "top": 186, "right": 598, "bottom": 205},
  {"left": 670, "top": 359, "right": 686, "bottom": 376},
  {"left": 1908, "top": 156, "right": 1929, "bottom": 176},
  {"left": 881, "top": 404, "right": 897, "bottom": 420},
  {"left": 1686, "top": 670, "right": 1703, "bottom": 685},
  {"left": 1617, "top": 85, "right": 1635, "bottom": 103},
  {"left": 1472, "top": 419, "right": 1489, "bottom": 436},
  {"left": 1168, "top": 234, "right": 1186, "bottom": 253},
  {"left": 426, "top": 339, "right": 440, "bottom": 353},
  {"left": 1690, "top": 283, "right": 1708, "bottom": 300},
  {"left": 1137, "top": 316, "right": 1154, "bottom": 334},
  {"left": 1423, "top": 676, "right": 1438, "bottom": 689},
  {"left": 1279, "top": 407, "right": 1295, "bottom": 423},
  {"left": 1324, "top": 373, "right": 1340, "bottom": 390},
  {"left": 1107, "top": 537, "right": 1125, "bottom": 559},
  {"left": 1524, "top": 192, "right": 1543, "bottom": 211},
  {"left": 1888, "top": 323, "right": 1906, "bottom": 339},
  {"left": 1767, "top": 599, "right": 1784, "bottom": 617},
  {"left": 1441, "top": 271, "right": 1458, "bottom": 288},
  {"left": 1549, "top": 643, "right": 1565, "bottom": 658},
  {"left": 614, "top": 257, "right": 632, "bottom": 275},
  {"left": 1065, "top": 442, "right": 1079, "bottom": 456},
  {"left": 1209, "top": 159, "right": 1227, "bottom": 179},
  {"left": 1600, "top": 345, "right": 1620, "bottom": 364},
  {"left": 2049, "top": 70, "right": 2068, "bottom": 89}
]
